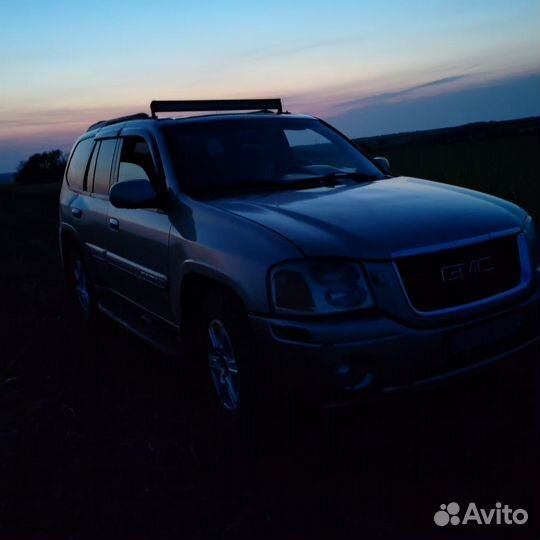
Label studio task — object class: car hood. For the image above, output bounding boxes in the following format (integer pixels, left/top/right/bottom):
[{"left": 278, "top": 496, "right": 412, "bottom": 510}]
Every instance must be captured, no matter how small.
[{"left": 208, "top": 177, "right": 526, "bottom": 259}]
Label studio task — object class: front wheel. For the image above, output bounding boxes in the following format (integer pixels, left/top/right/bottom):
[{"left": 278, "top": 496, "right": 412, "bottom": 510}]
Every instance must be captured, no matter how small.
[
  {"left": 207, "top": 318, "right": 242, "bottom": 411},
  {"left": 195, "top": 289, "right": 257, "bottom": 415}
]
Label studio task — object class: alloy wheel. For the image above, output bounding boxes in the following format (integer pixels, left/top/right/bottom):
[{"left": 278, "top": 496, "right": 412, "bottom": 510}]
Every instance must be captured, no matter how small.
[
  {"left": 207, "top": 319, "right": 241, "bottom": 411},
  {"left": 73, "top": 258, "right": 91, "bottom": 318}
]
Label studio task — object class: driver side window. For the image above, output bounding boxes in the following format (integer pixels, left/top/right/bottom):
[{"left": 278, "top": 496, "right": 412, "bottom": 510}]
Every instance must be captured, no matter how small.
[
  {"left": 117, "top": 136, "right": 156, "bottom": 183},
  {"left": 119, "top": 162, "right": 149, "bottom": 182}
]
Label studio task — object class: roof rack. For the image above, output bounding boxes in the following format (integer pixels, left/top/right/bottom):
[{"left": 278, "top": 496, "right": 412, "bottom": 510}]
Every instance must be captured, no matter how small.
[
  {"left": 87, "top": 112, "right": 150, "bottom": 132},
  {"left": 150, "top": 99, "right": 283, "bottom": 118},
  {"left": 85, "top": 99, "right": 284, "bottom": 132}
]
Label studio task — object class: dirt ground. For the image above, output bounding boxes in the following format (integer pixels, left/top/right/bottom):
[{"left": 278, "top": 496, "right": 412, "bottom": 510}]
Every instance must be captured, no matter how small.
[{"left": 0, "top": 183, "right": 539, "bottom": 539}]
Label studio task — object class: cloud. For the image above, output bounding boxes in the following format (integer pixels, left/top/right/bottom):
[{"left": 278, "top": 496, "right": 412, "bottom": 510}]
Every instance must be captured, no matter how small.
[
  {"left": 0, "top": 104, "right": 146, "bottom": 142},
  {"left": 1, "top": 72, "right": 538, "bottom": 173},
  {"left": 243, "top": 34, "right": 366, "bottom": 63},
  {"left": 329, "top": 72, "right": 540, "bottom": 138},
  {"left": 339, "top": 75, "right": 468, "bottom": 110},
  {"left": 412, "top": 75, "right": 467, "bottom": 90}
]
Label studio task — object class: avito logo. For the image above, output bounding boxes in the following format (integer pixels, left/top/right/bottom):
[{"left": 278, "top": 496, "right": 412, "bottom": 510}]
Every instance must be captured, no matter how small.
[{"left": 434, "top": 502, "right": 528, "bottom": 526}]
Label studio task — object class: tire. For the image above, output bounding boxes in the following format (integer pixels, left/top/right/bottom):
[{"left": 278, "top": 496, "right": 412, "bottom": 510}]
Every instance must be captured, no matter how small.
[
  {"left": 65, "top": 248, "right": 98, "bottom": 323},
  {"left": 193, "top": 287, "right": 257, "bottom": 416}
]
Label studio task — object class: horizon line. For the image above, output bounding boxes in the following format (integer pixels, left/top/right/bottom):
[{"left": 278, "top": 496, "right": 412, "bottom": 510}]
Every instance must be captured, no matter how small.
[{"left": 1, "top": 114, "right": 538, "bottom": 175}]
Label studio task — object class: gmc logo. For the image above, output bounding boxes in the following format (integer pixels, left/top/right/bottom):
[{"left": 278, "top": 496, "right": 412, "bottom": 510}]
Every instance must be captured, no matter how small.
[{"left": 441, "top": 256, "right": 495, "bottom": 282}]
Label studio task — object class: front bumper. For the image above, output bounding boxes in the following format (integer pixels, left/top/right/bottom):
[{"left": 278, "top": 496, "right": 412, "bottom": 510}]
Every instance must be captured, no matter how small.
[{"left": 249, "top": 282, "right": 540, "bottom": 406}]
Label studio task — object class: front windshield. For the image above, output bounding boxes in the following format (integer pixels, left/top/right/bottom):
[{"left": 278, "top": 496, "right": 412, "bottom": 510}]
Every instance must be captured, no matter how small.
[{"left": 163, "top": 117, "right": 385, "bottom": 197}]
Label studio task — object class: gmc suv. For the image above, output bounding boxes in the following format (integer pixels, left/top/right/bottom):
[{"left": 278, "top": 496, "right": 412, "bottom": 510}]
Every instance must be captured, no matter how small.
[{"left": 59, "top": 99, "right": 540, "bottom": 412}]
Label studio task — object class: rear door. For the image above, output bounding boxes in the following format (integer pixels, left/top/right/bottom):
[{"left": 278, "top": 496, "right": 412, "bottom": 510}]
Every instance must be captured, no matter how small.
[
  {"left": 66, "top": 136, "right": 117, "bottom": 287},
  {"left": 106, "top": 131, "right": 173, "bottom": 322},
  {"left": 85, "top": 137, "right": 119, "bottom": 286}
]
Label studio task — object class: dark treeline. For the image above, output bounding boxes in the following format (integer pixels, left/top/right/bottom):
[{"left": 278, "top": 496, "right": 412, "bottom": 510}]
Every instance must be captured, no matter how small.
[{"left": 15, "top": 149, "right": 68, "bottom": 185}]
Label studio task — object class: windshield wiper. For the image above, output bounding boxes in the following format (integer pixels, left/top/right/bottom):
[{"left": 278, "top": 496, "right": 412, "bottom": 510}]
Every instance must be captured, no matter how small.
[
  {"left": 307, "top": 171, "right": 381, "bottom": 183},
  {"left": 198, "top": 176, "right": 345, "bottom": 198},
  {"left": 195, "top": 172, "right": 384, "bottom": 199}
]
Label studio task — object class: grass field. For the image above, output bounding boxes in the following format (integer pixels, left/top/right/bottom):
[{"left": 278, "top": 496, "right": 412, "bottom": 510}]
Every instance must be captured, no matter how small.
[
  {"left": 356, "top": 116, "right": 540, "bottom": 220},
  {"left": 0, "top": 119, "right": 539, "bottom": 539}
]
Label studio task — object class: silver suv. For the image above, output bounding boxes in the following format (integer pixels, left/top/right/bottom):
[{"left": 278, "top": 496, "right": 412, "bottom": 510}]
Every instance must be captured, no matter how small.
[{"left": 59, "top": 99, "right": 540, "bottom": 412}]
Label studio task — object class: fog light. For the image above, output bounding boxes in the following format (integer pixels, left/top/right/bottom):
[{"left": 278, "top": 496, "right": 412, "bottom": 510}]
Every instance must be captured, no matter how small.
[
  {"left": 345, "top": 372, "right": 375, "bottom": 392},
  {"left": 333, "top": 361, "right": 352, "bottom": 377}
]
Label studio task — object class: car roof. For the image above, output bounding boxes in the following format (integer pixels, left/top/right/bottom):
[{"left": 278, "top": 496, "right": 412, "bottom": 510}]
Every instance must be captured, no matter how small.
[
  {"left": 82, "top": 98, "right": 319, "bottom": 138},
  {"left": 85, "top": 112, "right": 316, "bottom": 136}
]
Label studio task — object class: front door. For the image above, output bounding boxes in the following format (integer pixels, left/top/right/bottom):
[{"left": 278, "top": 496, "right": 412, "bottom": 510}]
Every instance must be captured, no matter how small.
[{"left": 106, "top": 133, "right": 173, "bottom": 322}]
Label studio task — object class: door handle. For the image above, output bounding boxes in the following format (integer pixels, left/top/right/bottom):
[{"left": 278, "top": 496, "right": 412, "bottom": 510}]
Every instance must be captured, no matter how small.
[
  {"left": 109, "top": 218, "right": 119, "bottom": 231},
  {"left": 71, "top": 208, "right": 82, "bottom": 218}
]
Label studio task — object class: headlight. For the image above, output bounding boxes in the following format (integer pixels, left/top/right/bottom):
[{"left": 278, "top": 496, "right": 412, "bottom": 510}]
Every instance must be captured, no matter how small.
[{"left": 270, "top": 259, "right": 373, "bottom": 314}]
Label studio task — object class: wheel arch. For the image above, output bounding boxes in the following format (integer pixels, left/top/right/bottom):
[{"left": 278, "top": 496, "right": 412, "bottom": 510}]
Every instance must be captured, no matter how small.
[
  {"left": 178, "top": 267, "right": 249, "bottom": 352},
  {"left": 179, "top": 270, "right": 248, "bottom": 320},
  {"left": 59, "top": 225, "right": 80, "bottom": 277}
]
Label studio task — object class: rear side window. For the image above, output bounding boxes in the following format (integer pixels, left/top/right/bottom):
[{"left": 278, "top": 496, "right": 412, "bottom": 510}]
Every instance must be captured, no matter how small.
[
  {"left": 92, "top": 139, "right": 117, "bottom": 195},
  {"left": 66, "top": 138, "right": 94, "bottom": 191}
]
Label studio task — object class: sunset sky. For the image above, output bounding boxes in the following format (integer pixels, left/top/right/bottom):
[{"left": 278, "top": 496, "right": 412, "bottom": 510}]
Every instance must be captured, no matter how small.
[{"left": 0, "top": 0, "right": 539, "bottom": 172}]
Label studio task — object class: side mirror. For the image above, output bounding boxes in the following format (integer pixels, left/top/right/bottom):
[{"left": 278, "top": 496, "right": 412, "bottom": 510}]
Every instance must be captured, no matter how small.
[
  {"left": 110, "top": 180, "right": 163, "bottom": 209},
  {"left": 373, "top": 156, "right": 391, "bottom": 173}
]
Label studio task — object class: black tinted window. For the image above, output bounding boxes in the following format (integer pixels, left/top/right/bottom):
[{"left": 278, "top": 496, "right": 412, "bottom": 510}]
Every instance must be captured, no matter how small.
[
  {"left": 93, "top": 139, "right": 117, "bottom": 195},
  {"left": 66, "top": 138, "right": 94, "bottom": 191}
]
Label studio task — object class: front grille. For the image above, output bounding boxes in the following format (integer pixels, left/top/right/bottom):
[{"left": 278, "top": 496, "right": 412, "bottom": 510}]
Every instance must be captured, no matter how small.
[{"left": 396, "top": 234, "right": 522, "bottom": 312}]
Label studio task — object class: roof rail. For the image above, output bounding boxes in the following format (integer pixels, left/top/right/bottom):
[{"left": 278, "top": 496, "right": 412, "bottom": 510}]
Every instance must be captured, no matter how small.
[
  {"left": 150, "top": 99, "right": 283, "bottom": 118},
  {"left": 87, "top": 112, "right": 150, "bottom": 132}
]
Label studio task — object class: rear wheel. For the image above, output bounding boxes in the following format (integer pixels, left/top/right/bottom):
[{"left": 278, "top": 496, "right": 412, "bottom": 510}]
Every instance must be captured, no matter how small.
[{"left": 66, "top": 249, "right": 98, "bottom": 323}]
